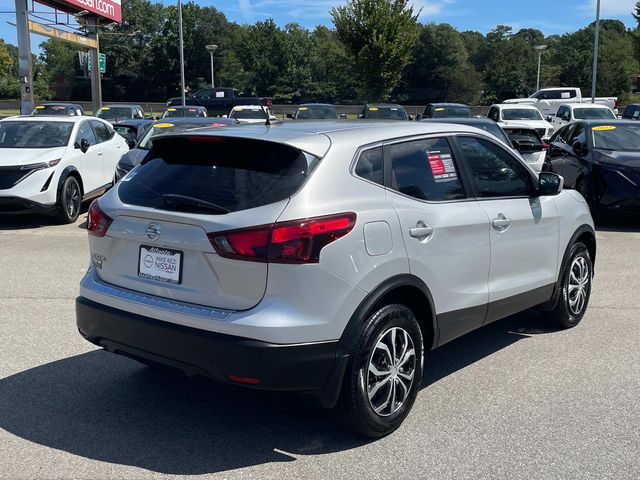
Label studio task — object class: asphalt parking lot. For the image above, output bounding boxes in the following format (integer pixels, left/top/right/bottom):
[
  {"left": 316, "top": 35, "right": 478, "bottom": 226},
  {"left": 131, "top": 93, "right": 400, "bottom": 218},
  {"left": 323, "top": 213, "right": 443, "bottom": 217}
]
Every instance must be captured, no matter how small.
[{"left": 0, "top": 212, "right": 639, "bottom": 480}]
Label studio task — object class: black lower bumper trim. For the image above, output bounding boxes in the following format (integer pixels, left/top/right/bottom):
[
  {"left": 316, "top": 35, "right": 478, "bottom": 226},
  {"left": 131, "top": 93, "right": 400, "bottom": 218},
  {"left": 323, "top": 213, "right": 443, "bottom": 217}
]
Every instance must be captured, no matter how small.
[
  {"left": 0, "top": 196, "right": 56, "bottom": 215},
  {"left": 76, "top": 296, "right": 341, "bottom": 394}
]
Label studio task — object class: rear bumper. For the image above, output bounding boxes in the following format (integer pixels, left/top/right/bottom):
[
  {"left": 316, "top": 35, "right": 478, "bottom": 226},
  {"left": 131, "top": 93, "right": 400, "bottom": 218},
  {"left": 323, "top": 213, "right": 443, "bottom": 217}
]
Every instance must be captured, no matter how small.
[
  {"left": 0, "top": 196, "right": 56, "bottom": 215},
  {"left": 76, "top": 296, "right": 346, "bottom": 400}
]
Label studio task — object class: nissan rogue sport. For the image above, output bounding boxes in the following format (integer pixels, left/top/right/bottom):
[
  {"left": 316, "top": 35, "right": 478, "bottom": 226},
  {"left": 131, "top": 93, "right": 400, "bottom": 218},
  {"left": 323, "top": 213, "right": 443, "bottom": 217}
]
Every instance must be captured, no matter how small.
[{"left": 76, "top": 121, "right": 596, "bottom": 437}]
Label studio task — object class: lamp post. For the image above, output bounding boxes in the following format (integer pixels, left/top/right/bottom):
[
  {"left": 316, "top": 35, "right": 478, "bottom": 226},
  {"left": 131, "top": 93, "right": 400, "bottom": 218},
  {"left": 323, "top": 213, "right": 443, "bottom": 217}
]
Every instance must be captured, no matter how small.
[
  {"left": 206, "top": 44, "right": 218, "bottom": 89},
  {"left": 534, "top": 44, "right": 548, "bottom": 92},
  {"left": 178, "top": 0, "right": 186, "bottom": 107},
  {"left": 591, "top": 0, "right": 601, "bottom": 103}
]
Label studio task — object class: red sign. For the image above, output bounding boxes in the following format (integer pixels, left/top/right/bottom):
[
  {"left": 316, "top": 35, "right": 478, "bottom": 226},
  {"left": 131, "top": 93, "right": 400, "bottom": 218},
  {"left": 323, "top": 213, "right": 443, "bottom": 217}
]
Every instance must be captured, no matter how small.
[
  {"left": 428, "top": 153, "right": 445, "bottom": 176},
  {"left": 63, "top": 0, "right": 122, "bottom": 23}
]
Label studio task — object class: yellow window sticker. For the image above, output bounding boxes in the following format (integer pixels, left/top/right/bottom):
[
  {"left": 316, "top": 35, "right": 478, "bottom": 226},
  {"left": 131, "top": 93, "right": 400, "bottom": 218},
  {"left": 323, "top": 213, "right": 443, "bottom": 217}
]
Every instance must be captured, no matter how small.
[
  {"left": 154, "top": 123, "right": 175, "bottom": 128},
  {"left": 35, "top": 106, "right": 45, "bottom": 109},
  {"left": 101, "top": 107, "right": 110, "bottom": 110},
  {"left": 369, "top": 107, "right": 379, "bottom": 111},
  {"left": 298, "top": 107, "right": 308, "bottom": 111},
  {"left": 592, "top": 125, "right": 616, "bottom": 131},
  {"left": 435, "top": 107, "right": 445, "bottom": 112},
  {"left": 167, "top": 108, "right": 176, "bottom": 112}
]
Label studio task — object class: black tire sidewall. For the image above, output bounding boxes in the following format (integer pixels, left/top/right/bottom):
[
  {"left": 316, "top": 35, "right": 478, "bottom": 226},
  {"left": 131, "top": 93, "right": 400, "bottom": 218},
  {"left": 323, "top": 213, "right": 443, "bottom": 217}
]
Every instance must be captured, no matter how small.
[
  {"left": 339, "top": 304, "right": 424, "bottom": 437},
  {"left": 556, "top": 242, "right": 592, "bottom": 327},
  {"left": 58, "top": 176, "right": 81, "bottom": 223}
]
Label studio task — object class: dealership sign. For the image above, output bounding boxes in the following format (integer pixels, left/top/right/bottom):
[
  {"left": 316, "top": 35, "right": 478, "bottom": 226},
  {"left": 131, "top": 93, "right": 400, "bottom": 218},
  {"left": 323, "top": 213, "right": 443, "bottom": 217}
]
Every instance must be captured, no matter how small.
[{"left": 63, "top": 0, "right": 122, "bottom": 23}]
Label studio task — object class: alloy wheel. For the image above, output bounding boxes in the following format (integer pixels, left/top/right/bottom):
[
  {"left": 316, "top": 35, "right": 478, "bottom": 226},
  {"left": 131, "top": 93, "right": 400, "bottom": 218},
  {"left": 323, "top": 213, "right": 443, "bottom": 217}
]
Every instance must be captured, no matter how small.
[
  {"left": 568, "top": 256, "right": 590, "bottom": 316},
  {"left": 366, "top": 327, "right": 416, "bottom": 417},
  {"left": 65, "top": 181, "right": 80, "bottom": 219}
]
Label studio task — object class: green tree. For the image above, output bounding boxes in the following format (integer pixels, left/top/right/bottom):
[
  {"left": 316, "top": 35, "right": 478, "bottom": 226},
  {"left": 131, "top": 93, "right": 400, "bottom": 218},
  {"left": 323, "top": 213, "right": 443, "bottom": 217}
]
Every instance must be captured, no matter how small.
[
  {"left": 0, "top": 39, "right": 19, "bottom": 99},
  {"left": 331, "top": 0, "right": 420, "bottom": 100}
]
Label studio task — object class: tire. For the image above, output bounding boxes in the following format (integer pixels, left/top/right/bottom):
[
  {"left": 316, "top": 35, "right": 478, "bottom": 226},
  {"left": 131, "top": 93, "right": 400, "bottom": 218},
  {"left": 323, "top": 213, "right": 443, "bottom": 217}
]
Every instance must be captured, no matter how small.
[
  {"left": 336, "top": 304, "right": 424, "bottom": 438},
  {"left": 550, "top": 242, "right": 593, "bottom": 329},
  {"left": 57, "top": 176, "right": 82, "bottom": 224},
  {"left": 576, "top": 177, "right": 594, "bottom": 207}
]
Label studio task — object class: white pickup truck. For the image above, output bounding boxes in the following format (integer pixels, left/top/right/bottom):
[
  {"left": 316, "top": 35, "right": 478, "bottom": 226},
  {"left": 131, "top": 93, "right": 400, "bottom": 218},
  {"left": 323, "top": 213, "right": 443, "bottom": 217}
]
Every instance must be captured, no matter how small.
[{"left": 503, "top": 87, "right": 617, "bottom": 117}]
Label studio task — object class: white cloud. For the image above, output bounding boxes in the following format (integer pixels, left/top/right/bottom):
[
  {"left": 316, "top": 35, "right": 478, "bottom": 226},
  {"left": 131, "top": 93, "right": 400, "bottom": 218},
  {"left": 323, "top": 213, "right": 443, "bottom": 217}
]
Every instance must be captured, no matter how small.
[{"left": 238, "top": 0, "right": 255, "bottom": 21}]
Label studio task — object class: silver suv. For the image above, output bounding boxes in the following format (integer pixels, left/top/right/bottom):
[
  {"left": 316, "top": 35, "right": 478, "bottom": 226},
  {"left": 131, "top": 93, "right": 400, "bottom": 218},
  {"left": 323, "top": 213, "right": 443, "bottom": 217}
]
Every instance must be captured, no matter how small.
[{"left": 76, "top": 121, "right": 596, "bottom": 437}]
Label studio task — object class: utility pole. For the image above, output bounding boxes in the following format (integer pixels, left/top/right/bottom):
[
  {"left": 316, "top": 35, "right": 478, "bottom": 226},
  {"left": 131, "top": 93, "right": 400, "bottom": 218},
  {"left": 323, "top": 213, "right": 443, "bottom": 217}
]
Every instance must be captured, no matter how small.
[
  {"left": 534, "top": 45, "right": 548, "bottom": 92},
  {"left": 591, "top": 0, "right": 601, "bottom": 103},
  {"left": 206, "top": 44, "right": 218, "bottom": 89},
  {"left": 15, "top": 0, "right": 34, "bottom": 114},
  {"left": 86, "top": 16, "right": 102, "bottom": 114},
  {"left": 178, "top": 0, "right": 186, "bottom": 107}
]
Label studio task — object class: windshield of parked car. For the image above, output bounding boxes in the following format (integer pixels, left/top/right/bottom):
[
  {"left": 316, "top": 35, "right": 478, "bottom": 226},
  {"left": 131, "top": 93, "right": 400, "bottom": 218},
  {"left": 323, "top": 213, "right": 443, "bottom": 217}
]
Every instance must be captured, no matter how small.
[
  {"left": 97, "top": 107, "right": 132, "bottom": 120},
  {"left": 574, "top": 108, "right": 615, "bottom": 120},
  {"left": 0, "top": 121, "right": 73, "bottom": 148},
  {"left": 296, "top": 106, "right": 337, "bottom": 120},
  {"left": 502, "top": 108, "right": 543, "bottom": 121},
  {"left": 32, "top": 105, "right": 72, "bottom": 116},
  {"left": 364, "top": 107, "right": 408, "bottom": 120},
  {"left": 163, "top": 107, "right": 203, "bottom": 118},
  {"left": 591, "top": 125, "right": 640, "bottom": 152},
  {"left": 137, "top": 122, "right": 216, "bottom": 150},
  {"left": 432, "top": 106, "right": 471, "bottom": 118},
  {"left": 230, "top": 108, "right": 267, "bottom": 120}
]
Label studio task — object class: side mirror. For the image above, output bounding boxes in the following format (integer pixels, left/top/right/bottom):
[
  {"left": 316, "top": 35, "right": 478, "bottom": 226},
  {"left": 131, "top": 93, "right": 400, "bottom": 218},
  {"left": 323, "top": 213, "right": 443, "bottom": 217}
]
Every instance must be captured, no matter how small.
[
  {"left": 339, "top": 113, "right": 347, "bottom": 119},
  {"left": 538, "top": 172, "right": 564, "bottom": 196},
  {"left": 546, "top": 116, "right": 553, "bottom": 122},
  {"left": 286, "top": 113, "right": 294, "bottom": 119},
  {"left": 126, "top": 138, "right": 136, "bottom": 149},
  {"left": 358, "top": 114, "right": 364, "bottom": 119},
  {"left": 573, "top": 141, "right": 587, "bottom": 157},
  {"left": 415, "top": 114, "right": 423, "bottom": 121},
  {"left": 75, "top": 138, "right": 90, "bottom": 153}
]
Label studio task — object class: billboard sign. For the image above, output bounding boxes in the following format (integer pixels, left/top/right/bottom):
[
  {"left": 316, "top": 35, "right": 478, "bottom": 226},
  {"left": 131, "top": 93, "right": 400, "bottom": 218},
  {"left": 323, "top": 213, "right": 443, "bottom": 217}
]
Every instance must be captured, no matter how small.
[{"left": 62, "top": 0, "right": 122, "bottom": 23}]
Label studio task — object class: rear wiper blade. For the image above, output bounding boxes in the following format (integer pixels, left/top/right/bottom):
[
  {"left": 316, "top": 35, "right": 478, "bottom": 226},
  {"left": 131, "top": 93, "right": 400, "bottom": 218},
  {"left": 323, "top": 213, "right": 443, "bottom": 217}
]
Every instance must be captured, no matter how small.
[{"left": 160, "top": 194, "right": 229, "bottom": 214}]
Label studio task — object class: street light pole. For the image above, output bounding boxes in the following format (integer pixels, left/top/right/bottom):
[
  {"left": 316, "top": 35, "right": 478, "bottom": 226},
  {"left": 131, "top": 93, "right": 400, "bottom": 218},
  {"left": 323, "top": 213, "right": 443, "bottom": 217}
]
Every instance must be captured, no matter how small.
[
  {"left": 178, "top": 0, "right": 186, "bottom": 107},
  {"left": 206, "top": 44, "right": 218, "bottom": 89},
  {"left": 591, "top": 0, "right": 601, "bottom": 103},
  {"left": 534, "top": 45, "right": 548, "bottom": 92}
]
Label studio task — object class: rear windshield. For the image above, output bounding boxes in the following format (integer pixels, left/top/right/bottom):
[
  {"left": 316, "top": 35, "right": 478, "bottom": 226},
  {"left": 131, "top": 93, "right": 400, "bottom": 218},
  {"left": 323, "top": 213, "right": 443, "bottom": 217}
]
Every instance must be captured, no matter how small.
[
  {"left": 230, "top": 109, "right": 266, "bottom": 120},
  {"left": 97, "top": 107, "right": 132, "bottom": 120},
  {"left": 163, "top": 108, "right": 202, "bottom": 118},
  {"left": 432, "top": 106, "right": 471, "bottom": 118},
  {"left": 118, "top": 137, "right": 319, "bottom": 214},
  {"left": 573, "top": 108, "right": 615, "bottom": 120},
  {"left": 502, "top": 109, "right": 543, "bottom": 121},
  {"left": 504, "top": 129, "right": 543, "bottom": 150},
  {"left": 296, "top": 106, "right": 337, "bottom": 120}
]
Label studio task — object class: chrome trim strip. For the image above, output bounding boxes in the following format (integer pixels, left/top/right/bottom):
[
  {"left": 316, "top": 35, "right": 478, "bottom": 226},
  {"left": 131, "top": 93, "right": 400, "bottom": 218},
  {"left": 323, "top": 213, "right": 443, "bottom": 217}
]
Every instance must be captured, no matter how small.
[{"left": 81, "top": 270, "right": 233, "bottom": 321}]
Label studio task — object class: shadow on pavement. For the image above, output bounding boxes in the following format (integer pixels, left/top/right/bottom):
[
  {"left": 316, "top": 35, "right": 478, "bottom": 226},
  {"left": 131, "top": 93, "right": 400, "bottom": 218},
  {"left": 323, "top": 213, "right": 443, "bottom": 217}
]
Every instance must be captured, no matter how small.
[
  {"left": 0, "top": 310, "right": 557, "bottom": 474},
  {"left": 0, "top": 207, "right": 88, "bottom": 231},
  {"left": 595, "top": 216, "right": 640, "bottom": 233}
]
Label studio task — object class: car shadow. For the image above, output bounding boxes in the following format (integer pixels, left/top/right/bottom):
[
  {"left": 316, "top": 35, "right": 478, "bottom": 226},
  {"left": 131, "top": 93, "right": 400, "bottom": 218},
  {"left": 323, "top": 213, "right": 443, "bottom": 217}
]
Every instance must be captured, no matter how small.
[
  {"left": 0, "top": 310, "right": 556, "bottom": 475},
  {"left": 595, "top": 216, "right": 640, "bottom": 233},
  {"left": 0, "top": 206, "right": 89, "bottom": 231}
]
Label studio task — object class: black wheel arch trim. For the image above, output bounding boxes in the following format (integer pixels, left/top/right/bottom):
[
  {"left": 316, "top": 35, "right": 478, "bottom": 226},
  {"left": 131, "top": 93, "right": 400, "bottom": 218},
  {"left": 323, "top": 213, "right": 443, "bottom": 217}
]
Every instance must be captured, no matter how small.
[
  {"left": 337, "top": 274, "right": 438, "bottom": 357},
  {"left": 56, "top": 166, "right": 83, "bottom": 201}
]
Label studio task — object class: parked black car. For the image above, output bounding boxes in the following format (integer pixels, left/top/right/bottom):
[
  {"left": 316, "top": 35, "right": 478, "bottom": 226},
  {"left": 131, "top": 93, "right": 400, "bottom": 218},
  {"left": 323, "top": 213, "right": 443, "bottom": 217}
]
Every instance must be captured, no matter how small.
[
  {"left": 162, "top": 106, "right": 208, "bottom": 118},
  {"left": 96, "top": 104, "right": 145, "bottom": 123},
  {"left": 31, "top": 103, "right": 84, "bottom": 116},
  {"left": 621, "top": 104, "right": 640, "bottom": 120},
  {"left": 167, "top": 88, "right": 270, "bottom": 117},
  {"left": 115, "top": 117, "right": 237, "bottom": 181},
  {"left": 113, "top": 119, "right": 154, "bottom": 148},
  {"left": 360, "top": 103, "right": 409, "bottom": 120},
  {"left": 544, "top": 120, "right": 640, "bottom": 215},
  {"left": 421, "top": 103, "right": 472, "bottom": 119}
]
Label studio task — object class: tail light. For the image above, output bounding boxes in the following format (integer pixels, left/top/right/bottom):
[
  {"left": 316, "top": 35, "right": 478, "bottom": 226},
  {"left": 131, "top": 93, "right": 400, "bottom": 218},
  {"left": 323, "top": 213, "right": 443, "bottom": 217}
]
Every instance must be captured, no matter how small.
[
  {"left": 87, "top": 201, "right": 113, "bottom": 237},
  {"left": 209, "top": 213, "right": 356, "bottom": 264},
  {"left": 542, "top": 142, "right": 549, "bottom": 150}
]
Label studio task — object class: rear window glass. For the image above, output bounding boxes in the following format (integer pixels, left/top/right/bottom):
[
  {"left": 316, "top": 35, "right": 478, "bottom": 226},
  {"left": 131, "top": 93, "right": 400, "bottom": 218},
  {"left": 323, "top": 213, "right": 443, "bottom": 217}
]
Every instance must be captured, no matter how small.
[
  {"left": 504, "top": 129, "right": 543, "bottom": 150},
  {"left": 431, "top": 106, "right": 471, "bottom": 118},
  {"left": 118, "top": 137, "right": 319, "bottom": 214}
]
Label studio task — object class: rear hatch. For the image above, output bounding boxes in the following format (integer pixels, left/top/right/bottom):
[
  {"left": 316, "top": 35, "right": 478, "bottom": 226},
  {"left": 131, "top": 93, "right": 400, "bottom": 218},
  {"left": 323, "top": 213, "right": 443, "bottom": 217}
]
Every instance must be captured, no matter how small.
[{"left": 91, "top": 134, "right": 322, "bottom": 311}]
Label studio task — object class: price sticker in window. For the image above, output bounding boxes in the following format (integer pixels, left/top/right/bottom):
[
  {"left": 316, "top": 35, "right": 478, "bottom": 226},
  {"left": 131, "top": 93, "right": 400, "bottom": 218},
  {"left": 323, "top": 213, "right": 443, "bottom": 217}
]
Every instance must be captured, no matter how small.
[{"left": 428, "top": 151, "right": 458, "bottom": 182}]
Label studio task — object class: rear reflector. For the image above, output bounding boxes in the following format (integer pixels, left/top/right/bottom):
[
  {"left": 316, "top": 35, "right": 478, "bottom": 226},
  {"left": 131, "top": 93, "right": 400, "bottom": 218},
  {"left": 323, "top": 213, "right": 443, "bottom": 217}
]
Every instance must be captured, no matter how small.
[
  {"left": 228, "top": 375, "right": 261, "bottom": 385},
  {"left": 87, "top": 201, "right": 113, "bottom": 237},
  {"left": 209, "top": 212, "right": 356, "bottom": 264}
]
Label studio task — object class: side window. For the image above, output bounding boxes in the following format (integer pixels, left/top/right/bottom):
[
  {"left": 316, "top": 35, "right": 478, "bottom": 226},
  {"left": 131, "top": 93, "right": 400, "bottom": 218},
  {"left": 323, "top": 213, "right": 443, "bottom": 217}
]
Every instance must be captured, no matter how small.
[
  {"left": 567, "top": 124, "right": 586, "bottom": 145},
  {"left": 567, "top": 90, "right": 578, "bottom": 99},
  {"left": 488, "top": 107, "right": 499, "bottom": 122},
  {"left": 457, "top": 136, "right": 534, "bottom": 198},
  {"left": 355, "top": 146, "right": 384, "bottom": 186},
  {"left": 555, "top": 106, "right": 565, "bottom": 119},
  {"left": 388, "top": 137, "right": 466, "bottom": 202},
  {"left": 91, "top": 120, "right": 112, "bottom": 143},
  {"left": 75, "top": 121, "right": 97, "bottom": 146}
]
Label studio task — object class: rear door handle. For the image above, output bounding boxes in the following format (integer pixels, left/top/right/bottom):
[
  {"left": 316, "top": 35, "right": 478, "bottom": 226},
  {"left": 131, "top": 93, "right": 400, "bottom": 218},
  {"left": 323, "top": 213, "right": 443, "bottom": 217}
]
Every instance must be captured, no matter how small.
[
  {"left": 409, "top": 222, "right": 434, "bottom": 239},
  {"left": 492, "top": 214, "right": 511, "bottom": 231},
  {"left": 97, "top": 150, "right": 104, "bottom": 156}
]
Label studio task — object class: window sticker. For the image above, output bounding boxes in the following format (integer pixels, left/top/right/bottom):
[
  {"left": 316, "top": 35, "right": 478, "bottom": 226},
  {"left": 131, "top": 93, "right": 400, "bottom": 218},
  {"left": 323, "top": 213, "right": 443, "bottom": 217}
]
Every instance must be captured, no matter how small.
[
  {"left": 154, "top": 123, "right": 174, "bottom": 128},
  {"left": 215, "top": 91, "right": 225, "bottom": 98},
  {"left": 435, "top": 107, "right": 445, "bottom": 112},
  {"left": 167, "top": 108, "right": 176, "bottom": 112},
  {"left": 427, "top": 151, "right": 458, "bottom": 182},
  {"left": 592, "top": 125, "right": 616, "bottom": 131},
  {"left": 561, "top": 92, "right": 571, "bottom": 99}
]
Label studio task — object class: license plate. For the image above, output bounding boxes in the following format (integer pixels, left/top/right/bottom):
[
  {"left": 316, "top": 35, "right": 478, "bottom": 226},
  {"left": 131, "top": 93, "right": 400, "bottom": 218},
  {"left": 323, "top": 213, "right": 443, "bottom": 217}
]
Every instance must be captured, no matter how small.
[{"left": 138, "top": 245, "right": 183, "bottom": 285}]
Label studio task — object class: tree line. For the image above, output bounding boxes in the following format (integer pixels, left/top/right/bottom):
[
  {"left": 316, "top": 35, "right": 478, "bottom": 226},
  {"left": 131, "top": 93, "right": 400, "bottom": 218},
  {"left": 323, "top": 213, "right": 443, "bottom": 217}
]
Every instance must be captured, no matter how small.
[{"left": 0, "top": 0, "right": 639, "bottom": 104}]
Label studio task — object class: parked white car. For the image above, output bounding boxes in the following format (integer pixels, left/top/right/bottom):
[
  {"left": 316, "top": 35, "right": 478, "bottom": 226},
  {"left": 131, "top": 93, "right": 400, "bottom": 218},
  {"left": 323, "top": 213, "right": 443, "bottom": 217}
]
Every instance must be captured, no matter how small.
[
  {"left": 487, "top": 104, "right": 554, "bottom": 140},
  {"left": 501, "top": 125, "right": 547, "bottom": 172},
  {"left": 504, "top": 87, "right": 617, "bottom": 116},
  {"left": 0, "top": 116, "right": 128, "bottom": 223},
  {"left": 228, "top": 105, "right": 277, "bottom": 124},
  {"left": 548, "top": 103, "right": 616, "bottom": 129}
]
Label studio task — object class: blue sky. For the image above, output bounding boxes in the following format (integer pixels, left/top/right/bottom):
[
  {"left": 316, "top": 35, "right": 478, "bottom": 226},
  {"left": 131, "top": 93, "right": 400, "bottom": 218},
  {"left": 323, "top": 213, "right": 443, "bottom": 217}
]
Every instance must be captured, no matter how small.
[{"left": 0, "top": 0, "right": 637, "bottom": 51}]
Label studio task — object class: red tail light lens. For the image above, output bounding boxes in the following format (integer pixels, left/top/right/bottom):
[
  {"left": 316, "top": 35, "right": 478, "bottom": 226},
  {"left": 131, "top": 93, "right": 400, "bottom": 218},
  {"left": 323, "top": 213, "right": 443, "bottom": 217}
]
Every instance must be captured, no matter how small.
[
  {"left": 209, "top": 213, "right": 356, "bottom": 264},
  {"left": 87, "top": 201, "right": 113, "bottom": 237},
  {"left": 542, "top": 142, "right": 549, "bottom": 150}
]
